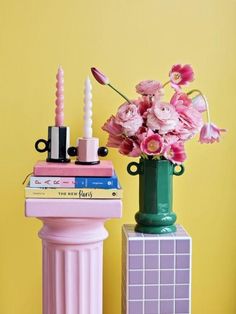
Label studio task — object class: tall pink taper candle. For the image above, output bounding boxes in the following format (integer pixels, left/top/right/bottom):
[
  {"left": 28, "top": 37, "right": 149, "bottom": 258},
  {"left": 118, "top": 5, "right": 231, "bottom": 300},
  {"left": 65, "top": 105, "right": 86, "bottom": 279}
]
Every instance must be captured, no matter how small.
[{"left": 55, "top": 66, "right": 64, "bottom": 127}]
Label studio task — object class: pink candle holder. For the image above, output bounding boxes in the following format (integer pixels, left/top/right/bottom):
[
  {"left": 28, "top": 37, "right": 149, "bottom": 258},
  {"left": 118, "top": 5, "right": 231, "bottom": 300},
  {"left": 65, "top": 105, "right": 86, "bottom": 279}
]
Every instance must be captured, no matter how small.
[{"left": 68, "top": 137, "right": 108, "bottom": 165}]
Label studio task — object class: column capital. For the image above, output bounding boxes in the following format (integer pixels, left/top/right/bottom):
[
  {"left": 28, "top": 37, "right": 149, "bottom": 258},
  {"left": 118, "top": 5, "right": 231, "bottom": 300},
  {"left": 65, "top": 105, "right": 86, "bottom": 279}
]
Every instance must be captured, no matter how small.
[{"left": 39, "top": 217, "right": 109, "bottom": 245}]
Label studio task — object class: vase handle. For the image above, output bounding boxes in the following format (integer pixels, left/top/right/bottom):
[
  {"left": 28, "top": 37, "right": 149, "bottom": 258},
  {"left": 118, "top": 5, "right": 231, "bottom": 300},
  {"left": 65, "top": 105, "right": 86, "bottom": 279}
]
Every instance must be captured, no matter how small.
[
  {"left": 127, "top": 162, "right": 141, "bottom": 176},
  {"left": 173, "top": 164, "right": 185, "bottom": 176}
]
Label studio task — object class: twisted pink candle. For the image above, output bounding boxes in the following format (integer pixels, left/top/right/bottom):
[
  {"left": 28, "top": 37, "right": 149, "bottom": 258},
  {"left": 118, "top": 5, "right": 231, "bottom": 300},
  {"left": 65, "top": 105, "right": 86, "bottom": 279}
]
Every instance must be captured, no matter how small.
[{"left": 55, "top": 66, "right": 64, "bottom": 127}]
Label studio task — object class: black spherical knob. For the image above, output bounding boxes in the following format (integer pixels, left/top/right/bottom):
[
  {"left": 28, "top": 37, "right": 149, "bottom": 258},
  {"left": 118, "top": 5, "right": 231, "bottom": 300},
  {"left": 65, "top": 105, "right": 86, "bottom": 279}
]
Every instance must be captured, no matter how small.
[
  {"left": 98, "top": 146, "right": 108, "bottom": 157},
  {"left": 67, "top": 146, "right": 78, "bottom": 157}
]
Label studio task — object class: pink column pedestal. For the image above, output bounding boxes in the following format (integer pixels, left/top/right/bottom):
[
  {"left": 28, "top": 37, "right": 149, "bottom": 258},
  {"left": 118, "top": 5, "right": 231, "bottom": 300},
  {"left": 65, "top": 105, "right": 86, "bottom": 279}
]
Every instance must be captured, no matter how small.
[{"left": 25, "top": 199, "right": 122, "bottom": 314}]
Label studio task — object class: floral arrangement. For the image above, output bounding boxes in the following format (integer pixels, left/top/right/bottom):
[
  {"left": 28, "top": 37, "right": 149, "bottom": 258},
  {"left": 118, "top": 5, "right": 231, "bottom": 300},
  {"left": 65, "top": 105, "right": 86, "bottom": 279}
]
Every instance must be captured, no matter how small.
[{"left": 91, "top": 65, "right": 225, "bottom": 164}]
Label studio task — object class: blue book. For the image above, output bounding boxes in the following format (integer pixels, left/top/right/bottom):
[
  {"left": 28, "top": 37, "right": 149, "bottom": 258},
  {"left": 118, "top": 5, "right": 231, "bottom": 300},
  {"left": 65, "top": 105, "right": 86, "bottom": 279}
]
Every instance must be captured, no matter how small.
[
  {"left": 75, "top": 174, "right": 119, "bottom": 189},
  {"left": 29, "top": 174, "right": 120, "bottom": 189}
]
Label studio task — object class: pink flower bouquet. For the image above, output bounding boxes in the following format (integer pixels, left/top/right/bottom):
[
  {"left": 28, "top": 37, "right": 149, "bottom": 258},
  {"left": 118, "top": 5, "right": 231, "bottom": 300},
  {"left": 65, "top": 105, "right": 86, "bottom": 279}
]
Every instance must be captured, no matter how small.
[{"left": 91, "top": 65, "right": 226, "bottom": 164}]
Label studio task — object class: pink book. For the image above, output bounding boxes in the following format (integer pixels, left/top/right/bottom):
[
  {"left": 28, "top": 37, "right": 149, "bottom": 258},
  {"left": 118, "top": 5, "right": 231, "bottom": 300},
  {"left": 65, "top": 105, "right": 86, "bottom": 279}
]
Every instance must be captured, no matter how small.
[
  {"left": 34, "top": 160, "right": 114, "bottom": 177},
  {"left": 25, "top": 198, "right": 122, "bottom": 218}
]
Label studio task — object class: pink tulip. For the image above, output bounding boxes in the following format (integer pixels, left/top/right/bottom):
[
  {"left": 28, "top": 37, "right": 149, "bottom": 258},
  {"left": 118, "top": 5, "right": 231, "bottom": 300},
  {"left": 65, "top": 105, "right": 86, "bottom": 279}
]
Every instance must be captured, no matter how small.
[
  {"left": 91, "top": 67, "right": 131, "bottom": 103},
  {"left": 140, "top": 133, "right": 163, "bottom": 155},
  {"left": 134, "top": 97, "right": 152, "bottom": 117},
  {"left": 199, "top": 123, "right": 226, "bottom": 144},
  {"left": 91, "top": 67, "right": 109, "bottom": 85},
  {"left": 106, "top": 134, "right": 124, "bottom": 148},
  {"left": 119, "top": 138, "right": 141, "bottom": 157},
  {"left": 102, "top": 115, "right": 123, "bottom": 135},
  {"left": 191, "top": 94, "right": 207, "bottom": 112},
  {"left": 170, "top": 92, "right": 192, "bottom": 107},
  {"left": 163, "top": 142, "right": 186, "bottom": 164},
  {"left": 169, "top": 64, "right": 194, "bottom": 88},
  {"left": 136, "top": 126, "right": 149, "bottom": 143}
]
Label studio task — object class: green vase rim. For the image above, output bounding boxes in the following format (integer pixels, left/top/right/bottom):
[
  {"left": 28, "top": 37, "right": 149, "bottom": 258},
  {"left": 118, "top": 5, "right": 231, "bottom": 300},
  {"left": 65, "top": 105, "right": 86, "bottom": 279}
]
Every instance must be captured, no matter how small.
[{"left": 140, "top": 158, "right": 172, "bottom": 164}]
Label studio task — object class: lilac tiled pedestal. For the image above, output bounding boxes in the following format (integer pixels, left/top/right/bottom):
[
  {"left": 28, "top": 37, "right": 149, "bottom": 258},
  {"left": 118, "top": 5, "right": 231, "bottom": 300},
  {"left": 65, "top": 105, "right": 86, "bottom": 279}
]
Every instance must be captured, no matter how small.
[{"left": 122, "top": 225, "right": 192, "bottom": 314}]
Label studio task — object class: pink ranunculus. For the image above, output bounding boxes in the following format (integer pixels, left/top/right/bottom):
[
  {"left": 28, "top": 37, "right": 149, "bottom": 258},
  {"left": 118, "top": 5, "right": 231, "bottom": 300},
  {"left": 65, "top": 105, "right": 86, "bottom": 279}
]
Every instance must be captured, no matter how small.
[
  {"left": 170, "top": 92, "right": 192, "bottom": 107},
  {"left": 102, "top": 115, "right": 123, "bottom": 135},
  {"left": 191, "top": 94, "right": 207, "bottom": 113},
  {"left": 91, "top": 67, "right": 109, "bottom": 85},
  {"left": 106, "top": 134, "right": 124, "bottom": 148},
  {"left": 140, "top": 133, "right": 163, "bottom": 155},
  {"left": 163, "top": 142, "right": 186, "bottom": 164},
  {"left": 119, "top": 138, "right": 141, "bottom": 157},
  {"left": 174, "top": 104, "right": 203, "bottom": 141},
  {"left": 146, "top": 102, "right": 179, "bottom": 134},
  {"left": 169, "top": 64, "right": 194, "bottom": 88},
  {"left": 116, "top": 102, "right": 143, "bottom": 136},
  {"left": 199, "top": 123, "right": 226, "bottom": 144},
  {"left": 135, "top": 80, "right": 164, "bottom": 96}
]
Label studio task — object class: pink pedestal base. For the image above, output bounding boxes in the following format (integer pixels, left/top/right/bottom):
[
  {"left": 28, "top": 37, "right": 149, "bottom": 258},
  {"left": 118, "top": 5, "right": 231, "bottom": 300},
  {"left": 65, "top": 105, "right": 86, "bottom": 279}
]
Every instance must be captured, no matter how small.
[{"left": 26, "top": 199, "right": 122, "bottom": 314}]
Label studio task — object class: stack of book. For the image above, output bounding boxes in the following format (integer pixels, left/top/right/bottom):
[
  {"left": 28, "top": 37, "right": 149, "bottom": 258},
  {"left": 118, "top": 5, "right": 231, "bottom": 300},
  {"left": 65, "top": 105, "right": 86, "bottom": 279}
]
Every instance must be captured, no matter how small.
[{"left": 25, "top": 160, "right": 122, "bottom": 200}]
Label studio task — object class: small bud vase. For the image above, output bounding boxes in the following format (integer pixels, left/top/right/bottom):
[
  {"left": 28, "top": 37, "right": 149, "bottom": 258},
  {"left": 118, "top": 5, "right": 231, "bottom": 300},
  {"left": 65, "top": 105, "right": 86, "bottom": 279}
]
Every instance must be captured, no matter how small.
[{"left": 127, "top": 158, "right": 184, "bottom": 234}]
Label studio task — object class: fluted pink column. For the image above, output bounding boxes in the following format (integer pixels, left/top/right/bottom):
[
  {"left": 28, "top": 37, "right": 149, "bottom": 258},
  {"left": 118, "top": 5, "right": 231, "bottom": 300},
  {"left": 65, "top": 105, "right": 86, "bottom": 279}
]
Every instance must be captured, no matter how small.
[{"left": 25, "top": 199, "right": 122, "bottom": 314}]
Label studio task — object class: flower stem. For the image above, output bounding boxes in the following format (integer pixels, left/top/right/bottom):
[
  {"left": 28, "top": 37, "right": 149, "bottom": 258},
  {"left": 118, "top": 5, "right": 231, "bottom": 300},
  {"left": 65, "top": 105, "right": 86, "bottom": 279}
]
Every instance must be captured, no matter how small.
[
  {"left": 107, "top": 83, "right": 131, "bottom": 103},
  {"left": 187, "top": 89, "right": 211, "bottom": 123},
  {"left": 162, "top": 80, "right": 171, "bottom": 88}
]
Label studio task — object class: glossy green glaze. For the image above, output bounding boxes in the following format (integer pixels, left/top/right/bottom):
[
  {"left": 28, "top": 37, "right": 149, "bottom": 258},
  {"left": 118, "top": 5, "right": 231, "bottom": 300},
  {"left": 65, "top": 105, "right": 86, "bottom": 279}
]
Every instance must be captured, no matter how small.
[{"left": 127, "top": 158, "right": 184, "bottom": 234}]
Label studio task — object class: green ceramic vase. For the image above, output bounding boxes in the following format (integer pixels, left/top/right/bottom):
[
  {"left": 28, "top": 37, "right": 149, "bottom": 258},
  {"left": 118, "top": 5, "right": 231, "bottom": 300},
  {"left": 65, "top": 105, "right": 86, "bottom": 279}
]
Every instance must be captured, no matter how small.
[{"left": 127, "top": 158, "right": 184, "bottom": 234}]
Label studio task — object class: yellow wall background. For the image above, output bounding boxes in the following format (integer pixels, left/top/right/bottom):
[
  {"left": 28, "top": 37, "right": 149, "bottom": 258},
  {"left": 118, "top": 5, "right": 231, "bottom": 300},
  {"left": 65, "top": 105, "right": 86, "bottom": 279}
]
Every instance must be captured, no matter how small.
[{"left": 0, "top": 0, "right": 235, "bottom": 313}]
